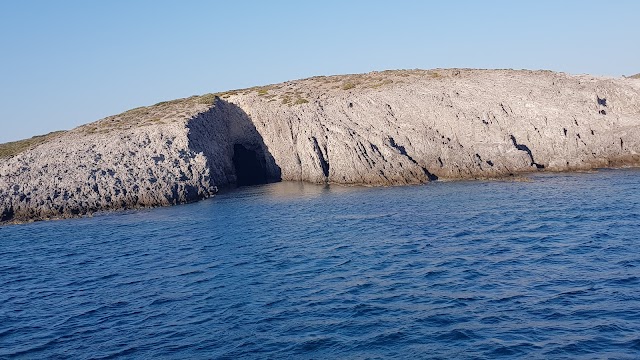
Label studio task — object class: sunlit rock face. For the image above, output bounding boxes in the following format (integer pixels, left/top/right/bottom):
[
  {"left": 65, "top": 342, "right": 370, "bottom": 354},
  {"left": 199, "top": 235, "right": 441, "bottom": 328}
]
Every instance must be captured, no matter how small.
[{"left": 2, "top": 69, "right": 640, "bottom": 222}]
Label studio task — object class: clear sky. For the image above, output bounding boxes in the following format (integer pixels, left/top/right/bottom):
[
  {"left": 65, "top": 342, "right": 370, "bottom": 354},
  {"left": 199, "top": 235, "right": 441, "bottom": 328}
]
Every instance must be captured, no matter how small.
[{"left": 0, "top": 0, "right": 638, "bottom": 143}]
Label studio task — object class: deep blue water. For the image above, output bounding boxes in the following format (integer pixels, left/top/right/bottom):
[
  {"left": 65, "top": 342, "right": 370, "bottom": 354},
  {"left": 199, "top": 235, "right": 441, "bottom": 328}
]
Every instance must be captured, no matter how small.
[{"left": 1, "top": 169, "right": 640, "bottom": 359}]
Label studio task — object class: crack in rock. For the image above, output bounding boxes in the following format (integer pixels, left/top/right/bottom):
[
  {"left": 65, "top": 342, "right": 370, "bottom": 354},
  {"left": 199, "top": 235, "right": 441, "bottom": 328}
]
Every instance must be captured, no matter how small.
[
  {"left": 510, "top": 135, "right": 544, "bottom": 169},
  {"left": 311, "top": 136, "right": 330, "bottom": 179},
  {"left": 387, "top": 137, "right": 438, "bottom": 180}
]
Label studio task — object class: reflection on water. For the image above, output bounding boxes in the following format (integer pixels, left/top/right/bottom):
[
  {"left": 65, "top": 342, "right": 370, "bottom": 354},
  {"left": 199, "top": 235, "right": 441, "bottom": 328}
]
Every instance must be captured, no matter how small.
[{"left": 220, "top": 181, "right": 333, "bottom": 200}]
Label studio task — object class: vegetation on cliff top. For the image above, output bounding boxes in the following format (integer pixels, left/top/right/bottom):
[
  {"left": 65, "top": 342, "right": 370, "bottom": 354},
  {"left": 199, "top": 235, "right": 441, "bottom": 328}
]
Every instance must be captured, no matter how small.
[{"left": 0, "top": 131, "right": 66, "bottom": 159}]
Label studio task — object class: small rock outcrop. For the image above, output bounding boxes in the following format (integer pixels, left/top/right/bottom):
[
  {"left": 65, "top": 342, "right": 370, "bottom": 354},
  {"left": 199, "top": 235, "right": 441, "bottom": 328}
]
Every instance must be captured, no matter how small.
[{"left": 1, "top": 69, "right": 640, "bottom": 223}]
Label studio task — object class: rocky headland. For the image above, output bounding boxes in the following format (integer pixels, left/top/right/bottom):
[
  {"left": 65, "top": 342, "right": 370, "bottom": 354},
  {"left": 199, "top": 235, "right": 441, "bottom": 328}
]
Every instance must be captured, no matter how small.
[{"left": 1, "top": 69, "right": 640, "bottom": 223}]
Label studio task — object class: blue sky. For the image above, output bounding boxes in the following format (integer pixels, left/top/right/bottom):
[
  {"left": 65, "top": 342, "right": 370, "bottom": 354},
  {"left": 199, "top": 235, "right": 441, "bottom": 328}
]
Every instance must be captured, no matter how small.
[{"left": 1, "top": 0, "right": 638, "bottom": 143}]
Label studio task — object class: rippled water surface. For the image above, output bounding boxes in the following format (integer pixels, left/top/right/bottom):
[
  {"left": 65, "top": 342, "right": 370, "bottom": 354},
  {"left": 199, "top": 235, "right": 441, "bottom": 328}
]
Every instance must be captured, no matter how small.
[{"left": 2, "top": 169, "right": 640, "bottom": 359}]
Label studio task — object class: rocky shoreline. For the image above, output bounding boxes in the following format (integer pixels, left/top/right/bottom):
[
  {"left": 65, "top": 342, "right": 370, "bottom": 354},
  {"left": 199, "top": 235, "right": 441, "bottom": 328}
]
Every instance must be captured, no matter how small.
[{"left": 2, "top": 69, "right": 640, "bottom": 224}]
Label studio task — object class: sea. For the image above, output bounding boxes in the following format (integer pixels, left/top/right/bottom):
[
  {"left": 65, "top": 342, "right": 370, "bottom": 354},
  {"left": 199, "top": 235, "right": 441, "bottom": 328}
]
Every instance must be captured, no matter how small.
[{"left": 1, "top": 169, "right": 639, "bottom": 359}]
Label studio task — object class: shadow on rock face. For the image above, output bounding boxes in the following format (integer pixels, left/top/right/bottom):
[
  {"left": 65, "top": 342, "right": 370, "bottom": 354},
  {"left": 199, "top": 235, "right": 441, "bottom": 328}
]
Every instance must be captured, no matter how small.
[{"left": 187, "top": 98, "right": 281, "bottom": 188}]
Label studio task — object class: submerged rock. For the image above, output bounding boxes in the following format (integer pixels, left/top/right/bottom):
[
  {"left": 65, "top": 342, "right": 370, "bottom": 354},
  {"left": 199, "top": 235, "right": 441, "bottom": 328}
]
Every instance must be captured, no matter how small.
[{"left": 1, "top": 69, "right": 640, "bottom": 223}]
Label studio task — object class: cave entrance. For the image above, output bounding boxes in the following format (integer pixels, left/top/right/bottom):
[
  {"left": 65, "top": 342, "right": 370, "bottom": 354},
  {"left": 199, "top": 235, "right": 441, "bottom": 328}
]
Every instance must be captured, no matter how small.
[{"left": 232, "top": 144, "right": 269, "bottom": 186}]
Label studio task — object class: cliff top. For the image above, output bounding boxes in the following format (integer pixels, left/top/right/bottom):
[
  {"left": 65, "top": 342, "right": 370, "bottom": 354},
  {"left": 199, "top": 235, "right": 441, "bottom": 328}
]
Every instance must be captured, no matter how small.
[
  {"left": 0, "top": 131, "right": 66, "bottom": 159},
  {"left": 0, "top": 68, "right": 634, "bottom": 159}
]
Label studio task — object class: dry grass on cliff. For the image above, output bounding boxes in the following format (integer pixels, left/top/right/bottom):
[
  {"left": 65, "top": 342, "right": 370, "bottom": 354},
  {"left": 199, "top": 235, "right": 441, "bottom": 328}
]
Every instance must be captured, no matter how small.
[
  {"left": 2, "top": 69, "right": 464, "bottom": 157},
  {"left": 81, "top": 70, "right": 455, "bottom": 130},
  {"left": 0, "top": 131, "right": 66, "bottom": 159},
  {"left": 76, "top": 88, "right": 265, "bottom": 135},
  {"left": 79, "top": 94, "right": 222, "bottom": 134},
  {"left": 630, "top": 73, "right": 640, "bottom": 79},
  {"left": 189, "top": 70, "right": 452, "bottom": 109}
]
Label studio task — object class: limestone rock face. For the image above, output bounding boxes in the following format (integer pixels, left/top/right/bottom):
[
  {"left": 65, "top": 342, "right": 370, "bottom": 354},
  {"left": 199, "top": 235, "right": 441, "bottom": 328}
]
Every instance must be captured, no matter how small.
[{"left": 1, "top": 69, "right": 640, "bottom": 223}]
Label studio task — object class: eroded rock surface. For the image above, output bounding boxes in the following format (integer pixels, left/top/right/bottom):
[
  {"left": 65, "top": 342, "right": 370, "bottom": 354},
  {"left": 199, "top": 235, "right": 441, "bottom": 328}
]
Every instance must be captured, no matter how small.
[{"left": 2, "top": 69, "right": 640, "bottom": 223}]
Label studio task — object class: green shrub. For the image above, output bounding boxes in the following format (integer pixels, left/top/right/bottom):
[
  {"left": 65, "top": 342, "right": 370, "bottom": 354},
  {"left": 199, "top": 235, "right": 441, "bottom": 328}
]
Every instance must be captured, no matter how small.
[
  {"left": 197, "top": 93, "right": 217, "bottom": 105},
  {"left": 342, "top": 82, "right": 356, "bottom": 90},
  {"left": 154, "top": 99, "right": 182, "bottom": 107}
]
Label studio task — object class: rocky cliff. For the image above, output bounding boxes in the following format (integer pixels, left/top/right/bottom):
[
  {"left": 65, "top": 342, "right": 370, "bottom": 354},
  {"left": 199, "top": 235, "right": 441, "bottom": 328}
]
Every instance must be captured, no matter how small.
[{"left": 2, "top": 69, "right": 640, "bottom": 223}]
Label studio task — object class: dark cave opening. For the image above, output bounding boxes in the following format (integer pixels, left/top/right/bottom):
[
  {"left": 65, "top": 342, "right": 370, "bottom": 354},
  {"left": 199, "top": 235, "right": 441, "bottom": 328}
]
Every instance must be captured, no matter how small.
[{"left": 232, "top": 144, "right": 268, "bottom": 186}]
